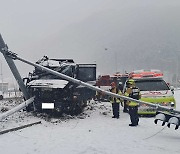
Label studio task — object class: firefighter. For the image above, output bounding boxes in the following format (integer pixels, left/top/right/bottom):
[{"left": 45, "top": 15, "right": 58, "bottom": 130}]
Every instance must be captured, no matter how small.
[
  {"left": 123, "top": 83, "right": 129, "bottom": 113},
  {"left": 125, "top": 79, "right": 141, "bottom": 126},
  {"left": 109, "top": 82, "right": 122, "bottom": 119},
  {"left": 122, "top": 81, "right": 130, "bottom": 113}
]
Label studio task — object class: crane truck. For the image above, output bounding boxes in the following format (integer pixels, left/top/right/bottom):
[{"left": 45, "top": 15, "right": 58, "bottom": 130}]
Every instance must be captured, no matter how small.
[{"left": 0, "top": 33, "right": 180, "bottom": 129}]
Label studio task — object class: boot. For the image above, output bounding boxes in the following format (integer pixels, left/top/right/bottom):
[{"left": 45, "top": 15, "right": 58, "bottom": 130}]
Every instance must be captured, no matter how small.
[{"left": 129, "top": 124, "right": 137, "bottom": 127}]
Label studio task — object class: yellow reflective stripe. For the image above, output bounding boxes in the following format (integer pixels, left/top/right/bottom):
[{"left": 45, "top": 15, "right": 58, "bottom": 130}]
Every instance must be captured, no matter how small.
[
  {"left": 140, "top": 96, "right": 175, "bottom": 103},
  {"left": 111, "top": 98, "right": 121, "bottom": 103},
  {"left": 110, "top": 91, "right": 122, "bottom": 103},
  {"left": 138, "top": 96, "right": 176, "bottom": 115},
  {"left": 138, "top": 111, "right": 156, "bottom": 115},
  {"left": 128, "top": 101, "right": 138, "bottom": 106},
  {"left": 124, "top": 92, "right": 129, "bottom": 97}
]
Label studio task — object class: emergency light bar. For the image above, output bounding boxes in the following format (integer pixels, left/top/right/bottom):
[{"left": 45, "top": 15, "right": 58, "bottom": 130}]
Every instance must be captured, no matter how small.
[
  {"left": 129, "top": 69, "right": 163, "bottom": 79},
  {"left": 112, "top": 73, "right": 129, "bottom": 78}
]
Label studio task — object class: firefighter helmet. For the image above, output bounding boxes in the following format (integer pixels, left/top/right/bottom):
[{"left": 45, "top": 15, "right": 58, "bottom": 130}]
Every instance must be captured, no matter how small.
[{"left": 127, "top": 79, "right": 135, "bottom": 85}]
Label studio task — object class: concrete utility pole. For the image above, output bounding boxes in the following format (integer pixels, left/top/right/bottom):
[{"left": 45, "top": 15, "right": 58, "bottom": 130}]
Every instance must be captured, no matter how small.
[{"left": 0, "top": 34, "right": 30, "bottom": 100}]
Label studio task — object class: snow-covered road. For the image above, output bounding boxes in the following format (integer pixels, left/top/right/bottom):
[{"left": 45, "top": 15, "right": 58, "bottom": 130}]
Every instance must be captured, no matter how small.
[{"left": 0, "top": 90, "right": 180, "bottom": 154}]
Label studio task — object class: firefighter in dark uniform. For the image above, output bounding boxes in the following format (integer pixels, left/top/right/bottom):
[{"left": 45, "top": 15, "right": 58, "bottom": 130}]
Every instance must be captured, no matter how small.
[
  {"left": 125, "top": 79, "right": 141, "bottom": 126},
  {"left": 109, "top": 82, "right": 122, "bottom": 119}
]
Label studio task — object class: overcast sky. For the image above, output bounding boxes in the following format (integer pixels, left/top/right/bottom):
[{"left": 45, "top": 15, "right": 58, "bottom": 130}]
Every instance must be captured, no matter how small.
[{"left": 1, "top": 0, "right": 180, "bottom": 84}]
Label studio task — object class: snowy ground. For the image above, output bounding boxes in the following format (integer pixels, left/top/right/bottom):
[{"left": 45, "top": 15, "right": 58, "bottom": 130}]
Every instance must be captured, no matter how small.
[{"left": 0, "top": 90, "right": 180, "bottom": 154}]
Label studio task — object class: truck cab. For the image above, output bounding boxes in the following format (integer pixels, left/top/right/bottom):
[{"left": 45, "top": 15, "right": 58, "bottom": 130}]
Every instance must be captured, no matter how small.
[{"left": 24, "top": 56, "right": 96, "bottom": 116}]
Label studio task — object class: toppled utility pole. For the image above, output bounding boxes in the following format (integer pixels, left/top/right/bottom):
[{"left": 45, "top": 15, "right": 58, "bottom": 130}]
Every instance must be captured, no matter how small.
[
  {"left": 0, "top": 121, "right": 41, "bottom": 135},
  {"left": 0, "top": 97, "right": 35, "bottom": 121}
]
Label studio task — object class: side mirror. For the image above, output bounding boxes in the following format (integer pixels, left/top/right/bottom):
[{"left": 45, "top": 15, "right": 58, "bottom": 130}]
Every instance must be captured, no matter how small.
[
  {"left": 170, "top": 86, "right": 174, "bottom": 94},
  {"left": 171, "top": 102, "right": 175, "bottom": 108}
]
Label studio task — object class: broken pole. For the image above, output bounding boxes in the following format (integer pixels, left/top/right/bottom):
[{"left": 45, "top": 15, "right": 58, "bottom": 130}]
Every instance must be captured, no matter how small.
[
  {"left": 0, "top": 121, "right": 41, "bottom": 135},
  {"left": 0, "top": 97, "right": 35, "bottom": 121}
]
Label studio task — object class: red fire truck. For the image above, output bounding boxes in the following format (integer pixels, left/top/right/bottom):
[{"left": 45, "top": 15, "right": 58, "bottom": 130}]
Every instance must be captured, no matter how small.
[{"left": 95, "top": 73, "right": 129, "bottom": 101}]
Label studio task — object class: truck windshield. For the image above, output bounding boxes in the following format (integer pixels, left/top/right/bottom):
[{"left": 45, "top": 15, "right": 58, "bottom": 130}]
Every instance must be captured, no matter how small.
[
  {"left": 77, "top": 67, "right": 96, "bottom": 82},
  {"left": 35, "top": 65, "right": 75, "bottom": 79},
  {"left": 135, "top": 80, "right": 170, "bottom": 91}
]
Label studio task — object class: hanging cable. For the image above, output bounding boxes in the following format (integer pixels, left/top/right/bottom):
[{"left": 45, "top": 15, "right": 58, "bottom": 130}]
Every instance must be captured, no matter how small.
[{"left": 143, "top": 126, "right": 166, "bottom": 140}]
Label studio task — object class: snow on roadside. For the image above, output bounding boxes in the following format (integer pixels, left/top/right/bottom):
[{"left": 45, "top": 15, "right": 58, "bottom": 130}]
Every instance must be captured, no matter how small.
[{"left": 0, "top": 90, "right": 180, "bottom": 154}]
